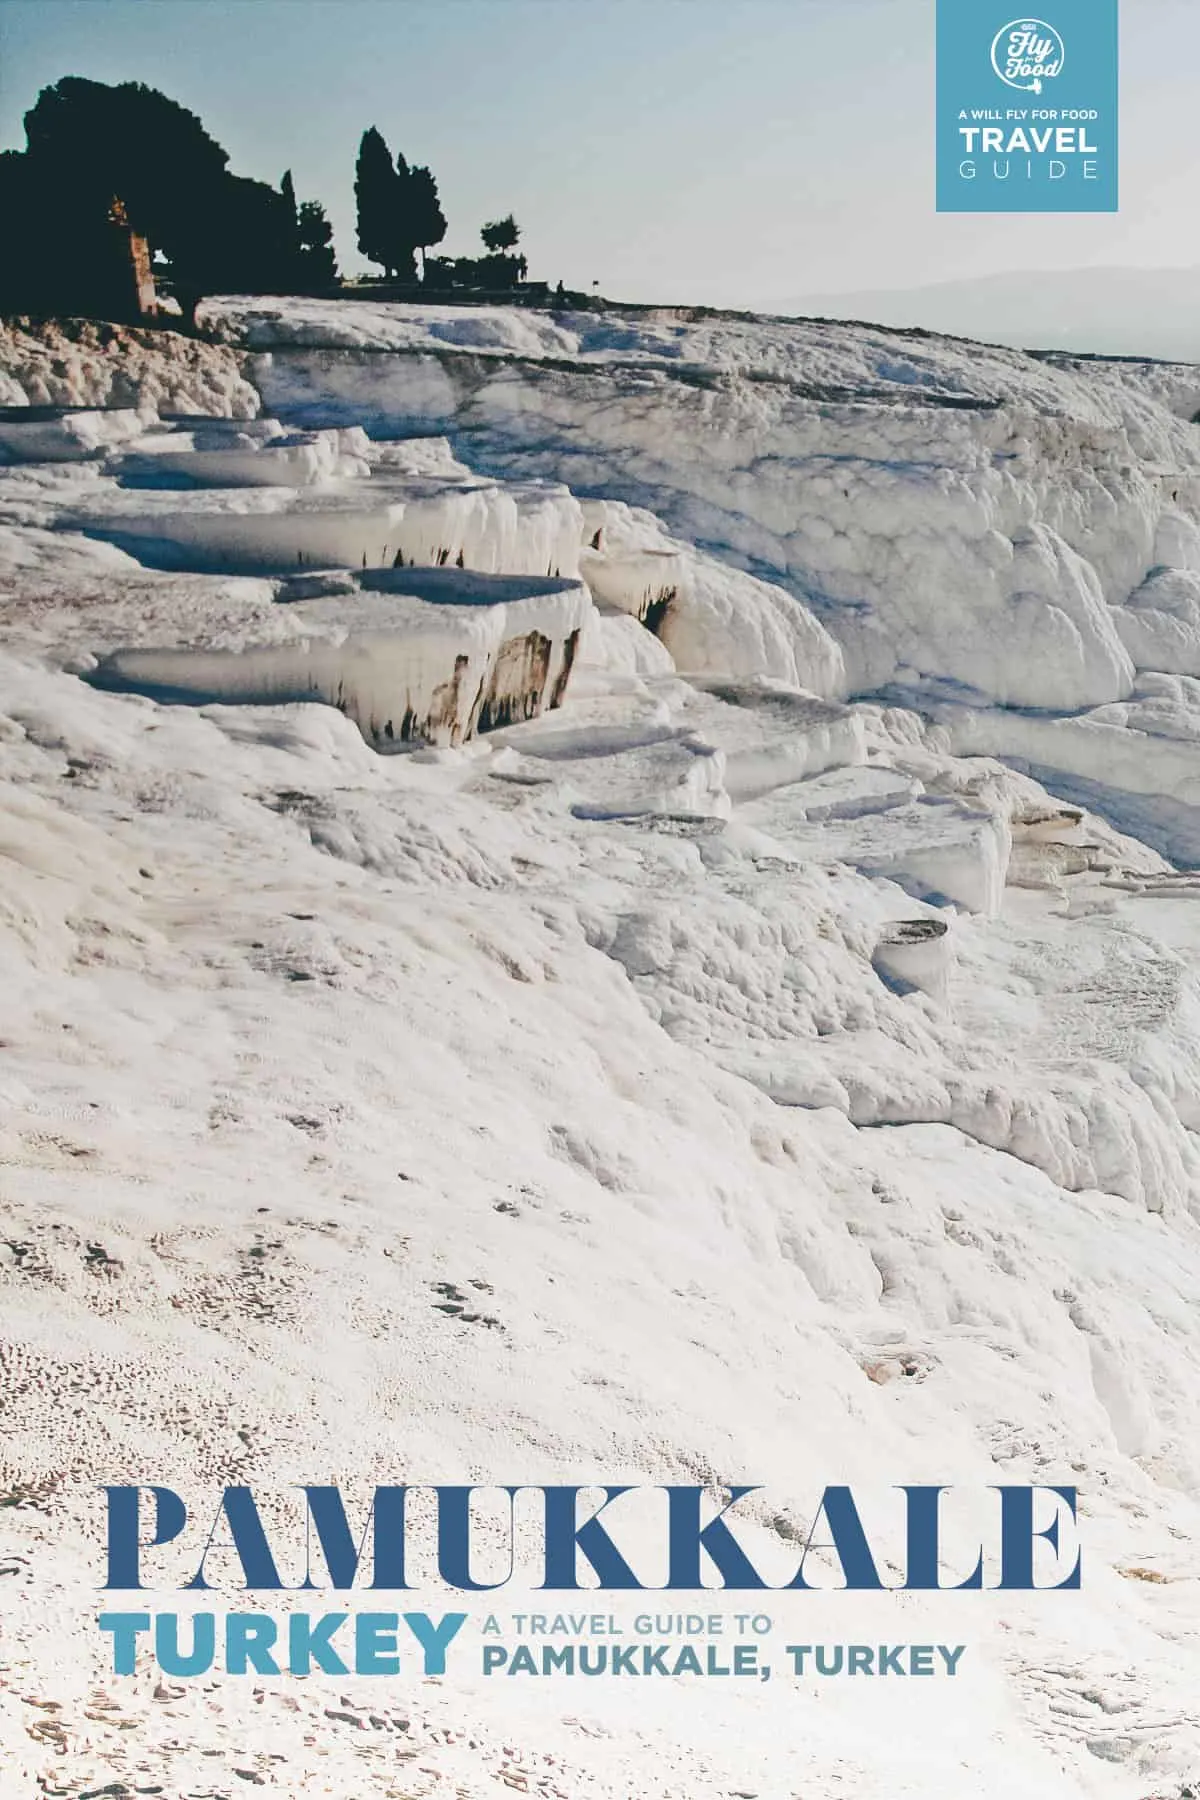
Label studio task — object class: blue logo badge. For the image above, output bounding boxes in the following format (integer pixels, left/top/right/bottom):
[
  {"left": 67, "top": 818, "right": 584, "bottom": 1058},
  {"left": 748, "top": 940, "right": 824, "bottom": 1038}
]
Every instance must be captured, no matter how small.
[
  {"left": 937, "top": 0, "right": 1119, "bottom": 213},
  {"left": 990, "top": 19, "right": 1066, "bottom": 93}
]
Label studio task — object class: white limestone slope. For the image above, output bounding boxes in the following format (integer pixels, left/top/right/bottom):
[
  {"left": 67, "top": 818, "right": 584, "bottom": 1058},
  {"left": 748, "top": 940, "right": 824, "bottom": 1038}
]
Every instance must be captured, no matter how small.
[
  {"left": 3, "top": 305, "right": 1200, "bottom": 1800},
  {"left": 216, "top": 296, "right": 1200, "bottom": 855}
]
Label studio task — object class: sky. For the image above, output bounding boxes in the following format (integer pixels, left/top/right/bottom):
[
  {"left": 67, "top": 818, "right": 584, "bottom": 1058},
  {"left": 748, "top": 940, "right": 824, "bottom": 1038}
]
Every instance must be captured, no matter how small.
[{"left": 1, "top": 0, "right": 1198, "bottom": 311}]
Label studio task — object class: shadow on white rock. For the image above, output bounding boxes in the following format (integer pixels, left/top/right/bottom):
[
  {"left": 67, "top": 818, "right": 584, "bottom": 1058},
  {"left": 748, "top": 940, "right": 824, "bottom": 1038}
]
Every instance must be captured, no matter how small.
[{"left": 872, "top": 917, "right": 952, "bottom": 1003}]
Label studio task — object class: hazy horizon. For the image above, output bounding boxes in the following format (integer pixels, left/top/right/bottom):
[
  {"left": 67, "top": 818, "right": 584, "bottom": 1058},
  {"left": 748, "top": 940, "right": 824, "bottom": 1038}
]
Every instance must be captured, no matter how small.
[{"left": 775, "top": 264, "right": 1200, "bottom": 363}]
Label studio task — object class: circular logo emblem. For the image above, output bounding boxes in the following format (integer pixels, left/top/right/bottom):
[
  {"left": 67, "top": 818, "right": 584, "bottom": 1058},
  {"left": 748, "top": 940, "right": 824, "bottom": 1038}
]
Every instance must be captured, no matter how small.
[{"left": 990, "top": 18, "right": 1066, "bottom": 94}]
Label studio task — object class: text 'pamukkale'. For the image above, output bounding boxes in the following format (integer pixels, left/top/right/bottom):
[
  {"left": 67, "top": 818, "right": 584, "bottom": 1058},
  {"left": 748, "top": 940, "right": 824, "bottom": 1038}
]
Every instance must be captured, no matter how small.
[{"left": 101, "top": 1483, "right": 1083, "bottom": 1592}]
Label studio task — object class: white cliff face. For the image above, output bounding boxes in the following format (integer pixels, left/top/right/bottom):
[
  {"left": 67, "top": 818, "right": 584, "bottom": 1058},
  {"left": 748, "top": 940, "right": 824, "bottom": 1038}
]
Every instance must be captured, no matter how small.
[
  {"left": 579, "top": 496, "right": 846, "bottom": 697},
  {"left": 0, "top": 410, "right": 591, "bottom": 750},
  {"left": 0, "top": 407, "right": 151, "bottom": 462},
  {"left": 0, "top": 315, "right": 259, "bottom": 415},
  {"left": 94, "top": 573, "right": 592, "bottom": 750},
  {"left": 66, "top": 459, "right": 584, "bottom": 579},
  {"left": 6, "top": 304, "right": 1200, "bottom": 1800},
  {"left": 116, "top": 420, "right": 374, "bottom": 488}
]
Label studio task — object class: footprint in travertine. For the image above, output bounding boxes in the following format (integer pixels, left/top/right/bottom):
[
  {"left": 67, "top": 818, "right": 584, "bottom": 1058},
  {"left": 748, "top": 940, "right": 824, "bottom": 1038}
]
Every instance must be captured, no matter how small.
[
  {"left": 167, "top": 1228, "right": 304, "bottom": 1327},
  {"left": 82, "top": 1240, "right": 123, "bottom": 1276},
  {"left": 0, "top": 1235, "right": 61, "bottom": 1288},
  {"left": 0, "top": 1473, "right": 61, "bottom": 1513},
  {"left": 430, "top": 1279, "right": 502, "bottom": 1329},
  {"left": 3, "top": 1128, "right": 98, "bottom": 1170},
  {"left": 0, "top": 1215, "right": 116, "bottom": 1293}
]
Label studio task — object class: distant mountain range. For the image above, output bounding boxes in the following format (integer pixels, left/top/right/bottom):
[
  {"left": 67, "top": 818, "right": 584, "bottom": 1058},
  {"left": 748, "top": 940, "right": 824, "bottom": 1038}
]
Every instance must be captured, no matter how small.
[{"left": 773, "top": 266, "right": 1200, "bottom": 363}]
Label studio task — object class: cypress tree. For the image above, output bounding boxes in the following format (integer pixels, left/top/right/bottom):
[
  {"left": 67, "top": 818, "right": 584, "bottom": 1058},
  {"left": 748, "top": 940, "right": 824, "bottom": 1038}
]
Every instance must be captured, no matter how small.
[
  {"left": 408, "top": 165, "right": 447, "bottom": 279},
  {"left": 355, "top": 126, "right": 401, "bottom": 276}
]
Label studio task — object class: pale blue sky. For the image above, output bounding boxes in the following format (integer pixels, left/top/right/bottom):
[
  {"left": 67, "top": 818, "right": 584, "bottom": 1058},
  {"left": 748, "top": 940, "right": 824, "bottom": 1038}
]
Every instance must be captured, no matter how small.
[{"left": 1, "top": 0, "right": 1197, "bottom": 307}]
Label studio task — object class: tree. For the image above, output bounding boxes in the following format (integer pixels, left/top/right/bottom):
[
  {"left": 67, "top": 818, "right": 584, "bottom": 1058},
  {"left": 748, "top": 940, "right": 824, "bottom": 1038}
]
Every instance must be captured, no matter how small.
[
  {"left": 278, "top": 167, "right": 337, "bottom": 292},
  {"left": 0, "top": 148, "right": 44, "bottom": 313},
  {"left": 354, "top": 128, "right": 449, "bottom": 284},
  {"left": 296, "top": 200, "right": 338, "bottom": 290},
  {"left": 191, "top": 172, "right": 297, "bottom": 295},
  {"left": 408, "top": 165, "right": 446, "bottom": 278},
  {"left": 481, "top": 214, "right": 520, "bottom": 254},
  {"left": 22, "top": 76, "right": 230, "bottom": 266},
  {"left": 355, "top": 125, "right": 415, "bottom": 281},
  {"left": 1, "top": 76, "right": 242, "bottom": 316},
  {"left": 1, "top": 74, "right": 345, "bottom": 316},
  {"left": 355, "top": 126, "right": 396, "bottom": 273},
  {"left": 390, "top": 147, "right": 417, "bottom": 283}
]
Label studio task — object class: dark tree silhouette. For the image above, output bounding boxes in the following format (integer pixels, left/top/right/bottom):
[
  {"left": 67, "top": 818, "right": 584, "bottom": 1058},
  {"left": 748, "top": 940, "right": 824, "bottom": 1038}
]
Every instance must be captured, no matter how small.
[
  {"left": 0, "top": 150, "right": 39, "bottom": 287},
  {"left": 354, "top": 126, "right": 392, "bottom": 270},
  {"left": 355, "top": 126, "right": 415, "bottom": 281},
  {"left": 296, "top": 200, "right": 338, "bottom": 290},
  {"left": 1, "top": 77, "right": 230, "bottom": 315},
  {"left": 0, "top": 76, "right": 339, "bottom": 317},
  {"left": 390, "top": 147, "right": 418, "bottom": 283},
  {"left": 211, "top": 174, "right": 299, "bottom": 293},
  {"left": 354, "top": 128, "right": 452, "bottom": 283},
  {"left": 22, "top": 76, "right": 230, "bottom": 250},
  {"left": 481, "top": 214, "right": 520, "bottom": 254},
  {"left": 408, "top": 165, "right": 447, "bottom": 279},
  {"left": 278, "top": 166, "right": 337, "bottom": 292}
]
